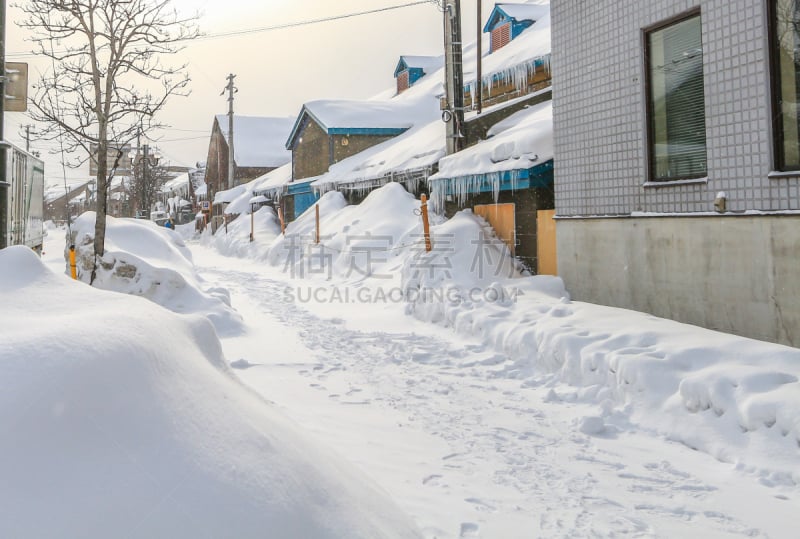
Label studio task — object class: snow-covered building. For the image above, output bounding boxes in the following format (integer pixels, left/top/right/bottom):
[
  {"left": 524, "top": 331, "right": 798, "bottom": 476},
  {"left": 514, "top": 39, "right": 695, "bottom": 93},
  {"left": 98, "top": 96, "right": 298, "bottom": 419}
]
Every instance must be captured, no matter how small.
[
  {"left": 551, "top": 0, "right": 800, "bottom": 347},
  {"left": 425, "top": 1, "right": 555, "bottom": 273},
  {"left": 312, "top": 120, "right": 445, "bottom": 202},
  {"left": 44, "top": 181, "right": 90, "bottom": 222},
  {"left": 394, "top": 55, "right": 441, "bottom": 95},
  {"left": 283, "top": 100, "right": 421, "bottom": 220},
  {"left": 461, "top": 0, "right": 552, "bottom": 117},
  {"left": 204, "top": 115, "right": 294, "bottom": 201},
  {"left": 430, "top": 99, "right": 555, "bottom": 272},
  {"left": 484, "top": 2, "right": 549, "bottom": 52}
]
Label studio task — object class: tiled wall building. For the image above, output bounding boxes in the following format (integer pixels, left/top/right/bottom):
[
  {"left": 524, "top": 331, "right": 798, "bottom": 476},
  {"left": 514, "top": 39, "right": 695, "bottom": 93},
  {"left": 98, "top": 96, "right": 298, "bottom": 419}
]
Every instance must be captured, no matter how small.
[{"left": 552, "top": 0, "right": 799, "bottom": 346}]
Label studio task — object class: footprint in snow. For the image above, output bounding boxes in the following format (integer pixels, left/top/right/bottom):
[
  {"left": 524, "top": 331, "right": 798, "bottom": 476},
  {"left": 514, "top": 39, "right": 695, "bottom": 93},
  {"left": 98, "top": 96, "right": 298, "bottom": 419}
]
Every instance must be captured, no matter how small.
[
  {"left": 459, "top": 522, "right": 480, "bottom": 537},
  {"left": 230, "top": 358, "right": 254, "bottom": 369}
]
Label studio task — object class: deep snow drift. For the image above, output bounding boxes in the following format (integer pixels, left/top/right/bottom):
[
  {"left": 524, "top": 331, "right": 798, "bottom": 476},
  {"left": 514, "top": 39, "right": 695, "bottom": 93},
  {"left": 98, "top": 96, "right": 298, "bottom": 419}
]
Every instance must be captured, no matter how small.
[
  {"left": 0, "top": 246, "right": 421, "bottom": 538},
  {"left": 201, "top": 182, "right": 800, "bottom": 486},
  {"left": 68, "top": 212, "right": 242, "bottom": 335}
]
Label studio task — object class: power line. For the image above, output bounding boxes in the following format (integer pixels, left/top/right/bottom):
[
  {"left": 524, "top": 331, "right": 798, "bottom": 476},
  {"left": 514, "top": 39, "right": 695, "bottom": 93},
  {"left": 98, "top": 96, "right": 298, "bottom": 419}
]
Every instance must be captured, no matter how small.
[
  {"left": 194, "top": 1, "right": 435, "bottom": 41},
  {"left": 6, "top": 1, "right": 436, "bottom": 59}
]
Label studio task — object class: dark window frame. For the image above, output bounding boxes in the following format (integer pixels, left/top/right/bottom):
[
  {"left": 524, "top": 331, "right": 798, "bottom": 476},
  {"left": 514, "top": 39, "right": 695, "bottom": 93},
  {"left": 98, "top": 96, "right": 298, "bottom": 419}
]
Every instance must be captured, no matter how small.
[
  {"left": 768, "top": 0, "right": 800, "bottom": 172},
  {"left": 643, "top": 9, "right": 708, "bottom": 182}
]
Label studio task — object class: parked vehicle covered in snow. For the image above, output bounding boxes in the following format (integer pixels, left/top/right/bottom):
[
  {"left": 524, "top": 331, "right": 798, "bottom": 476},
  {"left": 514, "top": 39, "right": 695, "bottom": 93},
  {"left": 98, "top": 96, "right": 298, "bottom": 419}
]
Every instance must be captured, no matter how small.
[{"left": 1, "top": 141, "right": 44, "bottom": 253}]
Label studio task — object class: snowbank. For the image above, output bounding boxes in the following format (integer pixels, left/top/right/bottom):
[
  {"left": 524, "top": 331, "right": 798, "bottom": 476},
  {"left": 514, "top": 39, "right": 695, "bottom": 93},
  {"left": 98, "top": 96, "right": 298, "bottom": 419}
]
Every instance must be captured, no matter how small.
[
  {"left": 0, "top": 246, "right": 421, "bottom": 538},
  {"left": 402, "top": 209, "right": 529, "bottom": 324},
  {"left": 69, "top": 213, "right": 242, "bottom": 335},
  {"left": 197, "top": 181, "right": 800, "bottom": 484},
  {"left": 403, "top": 235, "right": 800, "bottom": 485},
  {"left": 201, "top": 205, "right": 281, "bottom": 258},
  {"left": 265, "top": 184, "right": 431, "bottom": 283}
]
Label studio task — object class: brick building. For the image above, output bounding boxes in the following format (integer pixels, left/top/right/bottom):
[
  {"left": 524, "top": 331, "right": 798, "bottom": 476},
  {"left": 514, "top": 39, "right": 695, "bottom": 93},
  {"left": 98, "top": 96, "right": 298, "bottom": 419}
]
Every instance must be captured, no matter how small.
[
  {"left": 204, "top": 115, "right": 293, "bottom": 202},
  {"left": 283, "top": 100, "right": 415, "bottom": 220}
]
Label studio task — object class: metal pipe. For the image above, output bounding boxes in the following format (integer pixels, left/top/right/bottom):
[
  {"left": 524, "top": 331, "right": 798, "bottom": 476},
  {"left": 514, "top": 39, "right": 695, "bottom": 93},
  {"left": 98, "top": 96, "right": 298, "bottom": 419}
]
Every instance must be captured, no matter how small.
[
  {"left": 477, "top": 0, "right": 482, "bottom": 114},
  {"left": 0, "top": 0, "right": 8, "bottom": 250}
]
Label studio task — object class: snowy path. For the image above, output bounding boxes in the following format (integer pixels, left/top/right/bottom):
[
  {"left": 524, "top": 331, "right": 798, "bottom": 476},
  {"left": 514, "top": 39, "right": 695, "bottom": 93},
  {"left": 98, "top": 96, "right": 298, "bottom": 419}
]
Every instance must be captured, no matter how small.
[{"left": 192, "top": 246, "right": 796, "bottom": 539}]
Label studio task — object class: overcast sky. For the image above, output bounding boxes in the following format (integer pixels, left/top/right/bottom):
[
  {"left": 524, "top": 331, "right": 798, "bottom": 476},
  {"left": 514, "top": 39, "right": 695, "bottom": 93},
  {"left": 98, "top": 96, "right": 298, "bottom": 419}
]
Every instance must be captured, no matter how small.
[{"left": 5, "top": 0, "right": 494, "bottom": 187}]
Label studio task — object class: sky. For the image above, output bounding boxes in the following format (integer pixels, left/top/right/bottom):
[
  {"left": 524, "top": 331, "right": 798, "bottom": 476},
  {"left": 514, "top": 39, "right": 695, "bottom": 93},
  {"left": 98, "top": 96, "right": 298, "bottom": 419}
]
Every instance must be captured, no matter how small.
[{"left": 5, "top": 0, "right": 495, "bottom": 189}]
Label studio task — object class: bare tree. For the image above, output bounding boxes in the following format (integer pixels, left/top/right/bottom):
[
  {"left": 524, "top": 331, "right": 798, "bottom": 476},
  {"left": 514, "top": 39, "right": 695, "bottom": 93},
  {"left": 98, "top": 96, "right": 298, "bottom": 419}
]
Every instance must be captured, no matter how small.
[
  {"left": 131, "top": 149, "right": 170, "bottom": 217},
  {"left": 18, "top": 0, "right": 198, "bottom": 283}
]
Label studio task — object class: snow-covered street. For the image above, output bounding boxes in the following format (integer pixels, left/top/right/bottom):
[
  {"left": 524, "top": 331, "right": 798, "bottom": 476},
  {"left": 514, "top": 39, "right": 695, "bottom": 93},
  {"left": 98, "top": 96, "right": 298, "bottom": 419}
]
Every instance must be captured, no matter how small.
[{"left": 190, "top": 245, "right": 798, "bottom": 539}]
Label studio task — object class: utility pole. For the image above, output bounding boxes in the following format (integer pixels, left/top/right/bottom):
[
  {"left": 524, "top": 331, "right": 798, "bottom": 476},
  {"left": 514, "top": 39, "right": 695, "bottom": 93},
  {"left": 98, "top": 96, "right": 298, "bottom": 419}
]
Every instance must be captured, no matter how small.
[
  {"left": 443, "top": 0, "right": 465, "bottom": 155},
  {"left": 142, "top": 144, "right": 150, "bottom": 213},
  {"left": 0, "top": 0, "right": 8, "bottom": 249},
  {"left": 23, "top": 124, "right": 34, "bottom": 152},
  {"left": 222, "top": 74, "right": 237, "bottom": 190}
]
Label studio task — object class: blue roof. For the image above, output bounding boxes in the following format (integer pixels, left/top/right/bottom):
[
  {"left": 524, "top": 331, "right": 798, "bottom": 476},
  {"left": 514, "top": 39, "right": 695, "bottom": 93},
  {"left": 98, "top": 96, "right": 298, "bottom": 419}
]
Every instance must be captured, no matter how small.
[
  {"left": 483, "top": 3, "right": 548, "bottom": 33},
  {"left": 393, "top": 55, "right": 441, "bottom": 78}
]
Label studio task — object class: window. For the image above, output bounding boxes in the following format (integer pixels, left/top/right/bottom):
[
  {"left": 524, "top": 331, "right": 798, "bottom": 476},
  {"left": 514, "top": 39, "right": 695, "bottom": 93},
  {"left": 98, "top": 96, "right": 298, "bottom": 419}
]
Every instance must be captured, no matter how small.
[
  {"left": 771, "top": 0, "right": 800, "bottom": 170},
  {"left": 645, "top": 13, "right": 707, "bottom": 181},
  {"left": 491, "top": 22, "right": 511, "bottom": 52},
  {"left": 397, "top": 70, "right": 410, "bottom": 94}
]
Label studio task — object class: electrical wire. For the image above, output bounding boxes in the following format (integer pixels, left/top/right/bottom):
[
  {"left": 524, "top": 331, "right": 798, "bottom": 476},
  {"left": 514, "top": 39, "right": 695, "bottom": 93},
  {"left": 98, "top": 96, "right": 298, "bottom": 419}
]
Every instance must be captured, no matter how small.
[
  {"left": 7, "top": 1, "right": 437, "bottom": 58},
  {"left": 191, "top": 1, "right": 436, "bottom": 41}
]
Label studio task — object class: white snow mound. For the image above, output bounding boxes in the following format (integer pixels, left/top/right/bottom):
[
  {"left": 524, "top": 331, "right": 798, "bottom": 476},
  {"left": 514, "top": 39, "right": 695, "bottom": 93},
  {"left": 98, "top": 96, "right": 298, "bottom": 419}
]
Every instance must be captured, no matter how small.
[
  {"left": 265, "top": 183, "right": 431, "bottom": 282},
  {"left": 69, "top": 212, "right": 242, "bottom": 335},
  {"left": 0, "top": 246, "right": 421, "bottom": 539}
]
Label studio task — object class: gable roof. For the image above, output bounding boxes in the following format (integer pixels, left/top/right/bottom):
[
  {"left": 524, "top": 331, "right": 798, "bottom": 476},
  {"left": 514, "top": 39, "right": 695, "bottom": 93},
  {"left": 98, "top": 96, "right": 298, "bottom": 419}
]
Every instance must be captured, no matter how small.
[
  {"left": 285, "top": 100, "right": 417, "bottom": 150},
  {"left": 213, "top": 115, "right": 294, "bottom": 169},
  {"left": 393, "top": 55, "right": 442, "bottom": 78},
  {"left": 483, "top": 2, "right": 549, "bottom": 33}
]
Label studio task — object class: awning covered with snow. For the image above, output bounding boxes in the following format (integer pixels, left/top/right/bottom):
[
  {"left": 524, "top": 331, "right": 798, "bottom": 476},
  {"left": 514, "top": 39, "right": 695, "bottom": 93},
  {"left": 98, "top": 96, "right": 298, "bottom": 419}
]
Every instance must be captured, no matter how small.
[
  {"left": 213, "top": 184, "right": 247, "bottom": 206},
  {"left": 312, "top": 120, "right": 446, "bottom": 196},
  {"left": 252, "top": 163, "right": 292, "bottom": 199}
]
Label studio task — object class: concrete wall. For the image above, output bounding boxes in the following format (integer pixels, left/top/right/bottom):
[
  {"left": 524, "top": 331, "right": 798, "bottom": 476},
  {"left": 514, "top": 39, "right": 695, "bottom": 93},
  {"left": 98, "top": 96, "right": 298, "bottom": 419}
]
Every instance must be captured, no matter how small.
[{"left": 557, "top": 215, "right": 800, "bottom": 347}]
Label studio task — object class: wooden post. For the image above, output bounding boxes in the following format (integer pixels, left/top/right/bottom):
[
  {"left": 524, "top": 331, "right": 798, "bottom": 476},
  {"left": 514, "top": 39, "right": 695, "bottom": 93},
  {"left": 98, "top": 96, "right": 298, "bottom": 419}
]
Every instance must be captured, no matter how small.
[
  {"left": 315, "top": 204, "right": 320, "bottom": 244},
  {"left": 421, "top": 194, "right": 432, "bottom": 252},
  {"left": 278, "top": 205, "right": 286, "bottom": 235},
  {"left": 250, "top": 208, "right": 254, "bottom": 242}
]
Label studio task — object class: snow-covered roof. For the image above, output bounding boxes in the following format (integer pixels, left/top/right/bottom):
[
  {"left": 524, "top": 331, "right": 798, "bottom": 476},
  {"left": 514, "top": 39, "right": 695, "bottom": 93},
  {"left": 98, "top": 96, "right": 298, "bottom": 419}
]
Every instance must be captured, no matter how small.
[
  {"left": 286, "top": 100, "right": 427, "bottom": 149},
  {"left": 382, "top": 3, "right": 551, "bottom": 108},
  {"left": 214, "top": 115, "right": 294, "bottom": 169},
  {"left": 313, "top": 120, "right": 445, "bottom": 191},
  {"left": 394, "top": 55, "right": 443, "bottom": 77},
  {"left": 213, "top": 183, "right": 247, "bottom": 205},
  {"left": 484, "top": 2, "right": 549, "bottom": 32},
  {"left": 252, "top": 163, "right": 292, "bottom": 196},
  {"left": 160, "top": 172, "right": 190, "bottom": 193},
  {"left": 430, "top": 99, "right": 553, "bottom": 182},
  {"left": 249, "top": 195, "right": 268, "bottom": 205}
]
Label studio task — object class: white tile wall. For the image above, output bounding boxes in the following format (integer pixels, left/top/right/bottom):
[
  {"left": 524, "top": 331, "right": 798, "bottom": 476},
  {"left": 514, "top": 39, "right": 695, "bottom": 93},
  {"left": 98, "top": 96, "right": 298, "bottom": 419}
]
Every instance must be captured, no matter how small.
[{"left": 552, "top": 0, "right": 800, "bottom": 215}]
